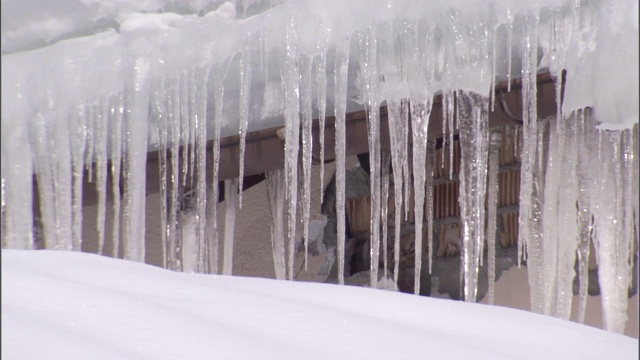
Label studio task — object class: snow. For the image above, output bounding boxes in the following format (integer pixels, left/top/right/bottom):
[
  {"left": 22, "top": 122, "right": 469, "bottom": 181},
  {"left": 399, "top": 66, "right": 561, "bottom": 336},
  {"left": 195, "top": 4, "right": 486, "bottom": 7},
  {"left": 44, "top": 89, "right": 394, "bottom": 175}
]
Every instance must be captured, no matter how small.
[{"left": 2, "top": 249, "right": 637, "bottom": 360}]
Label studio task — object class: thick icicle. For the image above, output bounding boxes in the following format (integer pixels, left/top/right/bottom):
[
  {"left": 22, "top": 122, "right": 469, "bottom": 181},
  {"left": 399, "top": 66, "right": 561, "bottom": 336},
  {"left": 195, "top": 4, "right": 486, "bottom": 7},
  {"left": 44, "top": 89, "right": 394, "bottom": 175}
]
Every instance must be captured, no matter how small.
[
  {"left": 1, "top": 93, "right": 34, "bottom": 249},
  {"left": 266, "top": 169, "right": 286, "bottom": 280},
  {"left": 575, "top": 110, "right": 593, "bottom": 323},
  {"left": 411, "top": 99, "right": 432, "bottom": 295},
  {"left": 237, "top": 39, "right": 252, "bottom": 208},
  {"left": 299, "top": 55, "right": 313, "bottom": 270},
  {"left": 283, "top": 18, "right": 300, "bottom": 281},
  {"left": 593, "top": 129, "right": 632, "bottom": 334},
  {"left": 543, "top": 114, "right": 580, "bottom": 319},
  {"left": 121, "top": 57, "right": 150, "bottom": 262},
  {"left": 517, "top": 14, "right": 545, "bottom": 313},
  {"left": 486, "top": 129, "right": 501, "bottom": 305},
  {"left": 334, "top": 35, "right": 351, "bottom": 285},
  {"left": 457, "top": 92, "right": 489, "bottom": 302},
  {"left": 313, "top": 53, "right": 328, "bottom": 203},
  {"left": 222, "top": 178, "right": 239, "bottom": 276}
]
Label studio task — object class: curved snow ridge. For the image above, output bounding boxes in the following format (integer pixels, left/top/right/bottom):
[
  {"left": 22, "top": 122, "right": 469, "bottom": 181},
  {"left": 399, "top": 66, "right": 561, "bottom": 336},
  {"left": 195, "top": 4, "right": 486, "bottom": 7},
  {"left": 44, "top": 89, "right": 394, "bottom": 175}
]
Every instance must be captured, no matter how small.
[{"left": 1, "top": 249, "right": 636, "bottom": 360}]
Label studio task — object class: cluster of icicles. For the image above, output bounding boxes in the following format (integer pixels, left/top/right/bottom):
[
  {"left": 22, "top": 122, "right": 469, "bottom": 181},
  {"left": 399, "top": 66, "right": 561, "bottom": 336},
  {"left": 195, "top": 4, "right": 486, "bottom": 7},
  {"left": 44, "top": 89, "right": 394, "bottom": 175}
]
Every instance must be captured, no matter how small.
[{"left": 1, "top": 0, "right": 638, "bottom": 334}]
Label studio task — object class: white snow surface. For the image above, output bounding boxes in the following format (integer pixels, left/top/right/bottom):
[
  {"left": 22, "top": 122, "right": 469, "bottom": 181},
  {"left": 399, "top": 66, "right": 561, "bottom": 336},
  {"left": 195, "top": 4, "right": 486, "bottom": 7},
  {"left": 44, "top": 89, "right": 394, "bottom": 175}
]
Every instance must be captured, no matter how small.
[{"left": 1, "top": 249, "right": 637, "bottom": 360}]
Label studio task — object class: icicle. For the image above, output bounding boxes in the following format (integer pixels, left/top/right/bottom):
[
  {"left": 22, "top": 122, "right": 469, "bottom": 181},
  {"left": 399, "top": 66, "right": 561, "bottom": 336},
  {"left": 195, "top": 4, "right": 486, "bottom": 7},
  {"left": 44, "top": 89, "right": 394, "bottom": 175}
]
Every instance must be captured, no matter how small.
[
  {"left": 410, "top": 99, "right": 432, "bottom": 295},
  {"left": 401, "top": 100, "right": 412, "bottom": 222},
  {"left": 575, "top": 109, "right": 593, "bottom": 323},
  {"left": 358, "top": 27, "right": 382, "bottom": 289},
  {"left": 387, "top": 99, "right": 405, "bottom": 286},
  {"left": 85, "top": 107, "right": 95, "bottom": 183},
  {"left": 457, "top": 92, "right": 489, "bottom": 302},
  {"left": 313, "top": 53, "right": 328, "bottom": 203},
  {"left": 70, "top": 105, "right": 87, "bottom": 252},
  {"left": 222, "top": 178, "right": 238, "bottom": 276},
  {"left": 32, "top": 112, "right": 56, "bottom": 249},
  {"left": 194, "top": 68, "right": 210, "bottom": 274},
  {"left": 109, "top": 95, "right": 123, "bottom": 258},
  {"left": 187, "top": 71, "right": 197, "bottom": 191},
  {"left": 121, "top": 57, "right": 150, "bottom": 262},
  {"left": 154, "top": 79, "right": 169, "bottom": 269},
  {"left": 167, "top": 77, "right": 182, "bottom": 271},
  {"left": 283, "top": 18, "right": 301, "bottom": 281},
  {"left": 266, "top": 170, "right": 286, "bottom": 280},
  {"left": 425, "top": 140, "right": 435, "bottom": 274},
  {"left": 1, "top": 104, "right": 34, "bottom": 250},
  {"left": 94, "top": 100, "right": 109, "bottom": 255},
  {"left": 593, "top": 128, "right": 633, "bottom": 333},
  {"left": 381, "top": 150, "right": 390, "bottom": 280},
  {"left": 516, "top": 13, "right": 545, "bottom": 313},
  {"left": 486, "top": 129, "right": 501, "bottom": 305},
  {"left": 446, "top": 90, "right": 455, "bottom": 180},
  {"left": 179, "top": 72, "right": 190, "bottom": 187},
  {"left": 207, "top": 71, "right": 225, "bottom": 274},
  {"left": 334, "top": 35, "right": 351, "bottom": 285},
  {"left": 237, "top": 39, "right": 252, "bottom": 208},
  {"left": 299, "top": 55, "right": 313, "bottom": 271}
]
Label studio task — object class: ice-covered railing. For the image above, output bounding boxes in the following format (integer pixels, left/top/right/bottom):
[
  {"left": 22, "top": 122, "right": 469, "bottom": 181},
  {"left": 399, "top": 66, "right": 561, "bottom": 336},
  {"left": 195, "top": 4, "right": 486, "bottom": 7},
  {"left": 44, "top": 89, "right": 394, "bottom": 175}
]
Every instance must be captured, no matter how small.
[{"left": 1, "top": 0, "right": 638, "bottom": 333}]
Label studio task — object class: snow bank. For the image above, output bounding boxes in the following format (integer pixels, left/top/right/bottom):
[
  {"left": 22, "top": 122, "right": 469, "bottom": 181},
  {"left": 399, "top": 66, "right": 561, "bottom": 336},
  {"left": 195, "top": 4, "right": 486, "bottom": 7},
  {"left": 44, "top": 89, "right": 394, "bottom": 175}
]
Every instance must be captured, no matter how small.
[{"left": 1, "top": 249, "right": 637, "bottom": 359}]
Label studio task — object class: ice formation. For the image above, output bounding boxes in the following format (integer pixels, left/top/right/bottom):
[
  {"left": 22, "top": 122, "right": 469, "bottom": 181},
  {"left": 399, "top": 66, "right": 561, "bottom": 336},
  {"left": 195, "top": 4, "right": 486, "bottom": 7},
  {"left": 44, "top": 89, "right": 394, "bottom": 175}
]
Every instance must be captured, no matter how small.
[{"left": 1, "top": 0, "right": 638, "bottom": 333}]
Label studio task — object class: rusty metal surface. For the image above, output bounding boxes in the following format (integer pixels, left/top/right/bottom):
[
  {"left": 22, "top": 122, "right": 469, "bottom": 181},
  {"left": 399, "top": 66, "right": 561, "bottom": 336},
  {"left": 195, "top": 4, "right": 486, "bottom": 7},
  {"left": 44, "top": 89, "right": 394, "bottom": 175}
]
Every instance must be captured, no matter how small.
[{"left": 74, "top": 72, "right": 557, "bottom": 206}]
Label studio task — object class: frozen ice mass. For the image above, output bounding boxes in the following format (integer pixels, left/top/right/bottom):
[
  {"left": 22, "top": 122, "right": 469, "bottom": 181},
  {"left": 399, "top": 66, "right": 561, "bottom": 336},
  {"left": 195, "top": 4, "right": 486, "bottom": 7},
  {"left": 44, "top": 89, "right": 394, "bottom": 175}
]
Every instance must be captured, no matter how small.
[{"left": 1, "top": 0, "right": 638, "bottom": 344}]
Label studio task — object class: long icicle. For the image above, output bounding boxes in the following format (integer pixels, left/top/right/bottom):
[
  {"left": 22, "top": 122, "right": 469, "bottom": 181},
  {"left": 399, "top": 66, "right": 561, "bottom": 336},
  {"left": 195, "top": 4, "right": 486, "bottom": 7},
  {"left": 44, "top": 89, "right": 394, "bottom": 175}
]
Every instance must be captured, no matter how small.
[
  {"left": 334, "top": 35, "right": 351, "bottom": 285},
  {"left": 168, "top": 77, "right": 182, "bottom": 271},
  {"left": 194, "top": 68, "right": 210, "bottom": 274},
  {"left": 300, "top": 55, "right": 313, "bottom": 271},
  {"left": 387, "top": 99, "right": 405, "bottom": 286},
  {"left": 155, "top": 79, "right": 169, "bottom": 269},
  {"left": 121, "top": 56, "right": 150, "bottom": 262},
  {"left": 358, "top": 27, "right": 382, "bottom": 289},
  {"left": 71, "top": 105, "right": 88, "bottom": 252},
  {"left": 457, "top": 92, "right": 489, "bottom": 302},
  {"left": 411, "top": 99, "right": 432, "bottom": 295},
  {"left": 237, "top": 38, "right": 252, "bottom": 208},
  {"left": 208, "top": 70, "right": 226, "bottom": 274},
  {"left": 283, "top": 18, "right": 301, "bottom": 281}
]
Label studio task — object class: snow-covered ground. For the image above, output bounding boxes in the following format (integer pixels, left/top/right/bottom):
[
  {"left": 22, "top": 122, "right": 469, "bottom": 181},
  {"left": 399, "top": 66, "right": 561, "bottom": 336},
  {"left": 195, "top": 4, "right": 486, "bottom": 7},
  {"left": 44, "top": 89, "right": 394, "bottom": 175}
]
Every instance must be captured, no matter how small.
[{"left": 2, "top": 249, "right": 637, "bottom": 360}]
